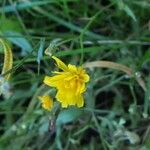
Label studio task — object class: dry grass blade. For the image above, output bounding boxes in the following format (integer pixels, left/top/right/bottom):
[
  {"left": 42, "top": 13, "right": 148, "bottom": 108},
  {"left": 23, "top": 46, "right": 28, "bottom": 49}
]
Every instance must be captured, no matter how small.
[
  {"left": 0, "top": 39, "right": 13, "bottom": 80},
  {"left": 84, "top": 61, "right": 147, "bottom": 91}
]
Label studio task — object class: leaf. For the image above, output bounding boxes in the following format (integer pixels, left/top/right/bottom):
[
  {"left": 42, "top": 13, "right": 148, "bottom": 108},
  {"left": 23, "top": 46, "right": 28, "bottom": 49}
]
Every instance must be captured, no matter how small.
[
  {"left": 146, "top": 136, "right": 150, "bottom": 149},
  {"left": 37, "top": 38, "right": 45, "bottom": 74},
  {"left": 37, "top": 38, "right": 45, "bottom": 64},
  {"left": 143, "top": 75, "right": 150, "bottom": 118},
  {"left": 139, "top": 48, "right": 150, "bottom": 66},
  {"left": 0, "top": 17, "right": 22, "bottom": 33},
  {"left": 124, "top": 5, "right": 137, "bottom": 22},
  {"left": 3, "top": 31, "right": 32, "bottom": 54},
  {"left": 114, "top": 0, "right": 137, "bottom": 22},
  {"left": 56, "top": 107, "right": 82, "bottom": 126},
  {"left": 55, "top": 107, "right": 83, "bottom": 149}
]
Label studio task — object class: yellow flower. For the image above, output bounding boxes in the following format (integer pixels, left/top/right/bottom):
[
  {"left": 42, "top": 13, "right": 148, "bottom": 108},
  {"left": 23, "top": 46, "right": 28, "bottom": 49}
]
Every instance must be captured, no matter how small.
[
  {"left": 38, "top": 95, "right": 53, "bottom": 111},
  {"left": 44, "top": 56, "right": 90, "bottom": 108}
]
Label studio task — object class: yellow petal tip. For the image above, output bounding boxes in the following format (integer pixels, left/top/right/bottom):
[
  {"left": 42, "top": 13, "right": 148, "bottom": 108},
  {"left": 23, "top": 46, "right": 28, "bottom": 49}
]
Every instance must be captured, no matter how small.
[{"left": 38, "top": 95, "right": 53, "bottom": 111}]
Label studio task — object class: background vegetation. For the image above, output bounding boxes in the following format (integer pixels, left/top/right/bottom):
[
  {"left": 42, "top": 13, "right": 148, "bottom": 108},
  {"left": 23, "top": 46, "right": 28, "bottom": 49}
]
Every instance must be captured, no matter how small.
[{"left": 0, "top": 0, "right": 150, "bottom": 149}]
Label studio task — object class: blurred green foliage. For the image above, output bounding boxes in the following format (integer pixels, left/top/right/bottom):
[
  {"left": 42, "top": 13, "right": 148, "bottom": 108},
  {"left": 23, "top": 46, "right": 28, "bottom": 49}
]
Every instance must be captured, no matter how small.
[{"left": 0, "top": 0, "right": 150, "bottom": 150}]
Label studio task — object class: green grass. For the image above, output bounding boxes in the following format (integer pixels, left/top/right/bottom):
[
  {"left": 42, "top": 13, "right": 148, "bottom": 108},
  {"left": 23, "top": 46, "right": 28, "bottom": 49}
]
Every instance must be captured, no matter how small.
[{"left": 0, "top": 0, "right": 150, "bottom": 150}]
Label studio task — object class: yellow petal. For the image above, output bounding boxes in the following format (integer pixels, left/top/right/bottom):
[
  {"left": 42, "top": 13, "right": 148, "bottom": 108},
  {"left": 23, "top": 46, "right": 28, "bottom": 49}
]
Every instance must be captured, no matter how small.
[
  {"left": 56, "top": 89, "right": 76, "bottom": 107},
  {"left": 38, "top": 95, "right": 53, "bottom": 111},
  {"left": 76, "top": 81, "right": 86, "bottom": 94},
  {"left": 68, "top": 64, "right": 77, "bottom": 72},
  {"left": 76, "top": 95, "right": 84, "bottom": 107},
  {"left": 52, "top": 56, "right": 68, "bottom": 71},
  {"left": 56, "top": 88, "right": 84, "bottom": 108},
  {"left": 44, "top": 75, "right": 64, "bottom": 87},
  {"left": 83, "top": 74, "right": 90, "bottom": 82},
  {"left": 77, "top": 67, "right": 90, "bottom": 82},
  {"left": 56, "top": 91, "right": 68, "bottom": 108}
]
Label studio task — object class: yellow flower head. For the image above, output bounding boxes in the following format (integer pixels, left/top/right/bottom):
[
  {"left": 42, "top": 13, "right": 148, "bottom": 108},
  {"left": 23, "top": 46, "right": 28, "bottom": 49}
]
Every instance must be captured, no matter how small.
[
  {"left": 44, "top": 56, "right": 90, "bottom": 108},
  {"left": 38, "top": 95, "right": 53, "bottom": 111}
]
